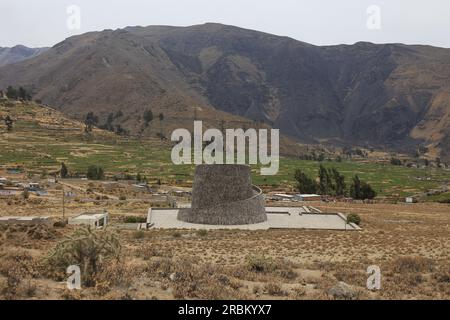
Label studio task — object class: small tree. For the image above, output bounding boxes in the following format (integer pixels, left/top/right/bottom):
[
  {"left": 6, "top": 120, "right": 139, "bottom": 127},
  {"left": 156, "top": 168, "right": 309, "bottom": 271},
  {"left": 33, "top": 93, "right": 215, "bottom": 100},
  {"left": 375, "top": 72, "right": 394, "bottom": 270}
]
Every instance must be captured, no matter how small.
[
  {"left": 84, "top": 112, "right": 98, "bottom": 133},
  {"left": 4, "top": 115, "right": 13, "bottom": 132},
  {"left": 143, "top": 109, "right": 153, "bottom": 127},
  {"left": 350, "top": 175, "right": 376, "bottom": 200},
  {"left": 115, "top": 124, "right": 126, "bottom": 136},
  {"left": 18, "top": 87, "right": 31, "bottom": 101},
  {"left": 158, "top": 112, "right": 165, "bottom": 139},
  {"left": 390, "top": 157, "right": 402, "bottom": 166},
  {"left": 22, "top": 189, "right": 30, "bottom": 200},
  {"left": 103, "top": 113, "right": 114, "bottom": 132},
  {"left": 349, "top": 175, "right": 362, "bottom": 199},
  {"left": 318, "top": 165, "right": 333, "bottom": 195},
  {"left": 45, "top": 227, "right": 121, "bottom": 287},
  {"left": 60, "top": 162, "right": 69, "bottom": 178},
  {"left": 6, "top": 86, "right": 18, "bottom": 100},
  {"left": 331, "top": 167, "right": 346, "bottom": 196},
  {"left": 361, "top": 182, "right": 377, "bottom": 200},
  {"left": 86, "top": 165, "right": 104, "bottom": 180}
]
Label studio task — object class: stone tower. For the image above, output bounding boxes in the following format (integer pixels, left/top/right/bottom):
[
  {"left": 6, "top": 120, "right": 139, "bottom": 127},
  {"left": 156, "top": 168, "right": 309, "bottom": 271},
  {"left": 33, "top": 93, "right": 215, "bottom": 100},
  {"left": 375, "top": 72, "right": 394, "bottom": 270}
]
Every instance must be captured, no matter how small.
[{"left": 177, "top": 164, "right": 267, "bottom": 225}]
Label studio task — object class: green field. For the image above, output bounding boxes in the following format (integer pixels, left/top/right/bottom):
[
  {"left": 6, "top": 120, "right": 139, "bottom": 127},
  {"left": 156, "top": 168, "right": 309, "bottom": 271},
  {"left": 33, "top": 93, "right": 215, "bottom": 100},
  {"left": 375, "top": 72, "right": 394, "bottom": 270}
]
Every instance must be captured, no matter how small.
[{"left": 2, "top": 101, "right": 450, "bottom": 198}]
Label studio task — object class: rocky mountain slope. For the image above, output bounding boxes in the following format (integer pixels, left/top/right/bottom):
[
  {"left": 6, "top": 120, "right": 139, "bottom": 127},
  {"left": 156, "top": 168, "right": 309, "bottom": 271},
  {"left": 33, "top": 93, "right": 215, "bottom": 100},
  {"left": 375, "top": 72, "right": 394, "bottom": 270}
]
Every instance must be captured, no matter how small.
[
  {"left": 0, "top": 23, "right": 449, "bottom": 160},
  {"left": 0, "top": 45, "right": 48, "bottom": 66}
]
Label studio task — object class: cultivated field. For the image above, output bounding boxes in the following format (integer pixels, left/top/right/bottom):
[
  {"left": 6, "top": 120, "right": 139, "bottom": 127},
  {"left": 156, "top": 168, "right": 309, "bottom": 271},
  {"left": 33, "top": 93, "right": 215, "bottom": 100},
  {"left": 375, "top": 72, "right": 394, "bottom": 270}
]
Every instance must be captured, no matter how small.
[{"left": 2, "top": 101, "right": 450, "bottom": 199}]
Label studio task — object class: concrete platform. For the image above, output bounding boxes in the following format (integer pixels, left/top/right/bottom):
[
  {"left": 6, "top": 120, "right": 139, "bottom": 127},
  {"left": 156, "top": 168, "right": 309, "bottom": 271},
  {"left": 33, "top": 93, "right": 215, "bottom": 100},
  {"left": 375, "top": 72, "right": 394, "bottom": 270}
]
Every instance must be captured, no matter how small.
[{"left": 148, "top": 207, "right": 361, "bottom": 231}]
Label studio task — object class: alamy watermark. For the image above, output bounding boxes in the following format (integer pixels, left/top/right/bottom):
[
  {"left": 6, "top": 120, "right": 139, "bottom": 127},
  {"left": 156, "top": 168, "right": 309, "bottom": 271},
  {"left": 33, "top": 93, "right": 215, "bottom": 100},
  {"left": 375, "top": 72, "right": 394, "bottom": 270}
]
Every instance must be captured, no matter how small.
[
  {"left": 66, "top": 5, "right": 81, "bottom": 30},
  {"left": 66, "top": 265, "right": 81, "bottom": 290},
  {"left": 171, "top": 121, "right": 279, "bottom": 175},
  {"left": 367, "top": 265, "right": 381, "bottom": 290},
  {"left": 366, "top": 5, "right": 382, "bottom": 30}
]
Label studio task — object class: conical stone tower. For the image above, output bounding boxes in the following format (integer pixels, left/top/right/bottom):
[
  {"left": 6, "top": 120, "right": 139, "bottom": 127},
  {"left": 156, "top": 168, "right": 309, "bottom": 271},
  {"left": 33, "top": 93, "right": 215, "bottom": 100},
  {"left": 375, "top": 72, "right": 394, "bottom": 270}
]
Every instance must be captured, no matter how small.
[{"left": 177, "top": 164, "right": 267, "bottom": 225}]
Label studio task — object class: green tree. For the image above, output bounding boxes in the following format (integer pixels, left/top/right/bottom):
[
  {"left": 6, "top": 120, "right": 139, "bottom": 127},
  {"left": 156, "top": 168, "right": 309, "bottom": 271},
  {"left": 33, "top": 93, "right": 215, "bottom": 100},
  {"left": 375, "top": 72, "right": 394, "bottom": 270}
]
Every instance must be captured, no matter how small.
[
  {"left": 86, "top": 166, "right": 104, "bottom": 180},
  {"left": 114, "top": 110, "right": 123, "bottom": 119},
  {"left": 318, "top": 165, "right": 333, "bottom": 195},
  {"left": 294, "top": 169, "right": 317, "bottom": 194},
  {"left": 350, "top": 175, "right": 376, "bottom": 200},
  {"left": 157, "top": 112, "right": 165, "bottom": 140},
  {"left": 60, "top": 162, "right": 69, "bottom": 178},
  {"left": 6, "top": 86, "right": 18, "bottom": 99},
  {"left": 361, "top": 182, "right": 377, "bottom": 200},
  {"left": 115, "top": 124, "right": 126, "bottom": 135},
  {"left": 101, "top": 113, "right": 114, "bottom": 131},
  {"left": 84, "top": 112, "right": 98, "bottom": 133},
  {"left": 331, "top": 167, "right": 346, "bottom": 196},
  {"left": 390, "top": 157, "right": 402, "bottom": 166},
  {"left": 18, "top": 87, "right": 31, "bottom": 100},
  {"left": 350, "top": 175, "right": 362, "bottom": 199},
  {"left": 143, "top": 109, "right": 153, "bottom": 127},
  {"left": 4, "top": 115, "right": 13, "bottom": 132}
]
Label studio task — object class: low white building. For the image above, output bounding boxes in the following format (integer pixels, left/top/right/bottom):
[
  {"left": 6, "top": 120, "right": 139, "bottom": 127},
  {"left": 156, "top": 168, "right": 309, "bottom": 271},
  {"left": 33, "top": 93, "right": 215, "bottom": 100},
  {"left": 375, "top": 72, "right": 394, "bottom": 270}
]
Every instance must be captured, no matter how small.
[
  {"left": 405, "top": 196, "right": 418, "bottom": 203},
  {"left": 297, "top": 194, "right": 322, "bottom": 201},
  {"left": 68, "top": 212, "right": 109, "bottom": 229},
  {"left": 272, "top": 193, "right": 296, "bottom": 201}
]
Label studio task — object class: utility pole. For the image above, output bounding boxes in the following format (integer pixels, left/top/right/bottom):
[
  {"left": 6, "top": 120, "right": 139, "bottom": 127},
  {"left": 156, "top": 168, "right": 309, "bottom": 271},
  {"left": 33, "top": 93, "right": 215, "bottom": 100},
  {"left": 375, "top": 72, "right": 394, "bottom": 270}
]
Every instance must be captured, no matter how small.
[{"left": 62, "top": 187, "right": 65, "bottom": 220}]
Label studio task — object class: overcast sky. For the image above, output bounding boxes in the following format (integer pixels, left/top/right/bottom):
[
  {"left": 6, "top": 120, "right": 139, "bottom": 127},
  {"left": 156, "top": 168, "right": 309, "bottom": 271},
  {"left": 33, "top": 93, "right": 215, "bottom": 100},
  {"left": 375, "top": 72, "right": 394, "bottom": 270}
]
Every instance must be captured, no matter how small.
[{"left": 1, "top": 0, "right": 449, "bottom": 48}]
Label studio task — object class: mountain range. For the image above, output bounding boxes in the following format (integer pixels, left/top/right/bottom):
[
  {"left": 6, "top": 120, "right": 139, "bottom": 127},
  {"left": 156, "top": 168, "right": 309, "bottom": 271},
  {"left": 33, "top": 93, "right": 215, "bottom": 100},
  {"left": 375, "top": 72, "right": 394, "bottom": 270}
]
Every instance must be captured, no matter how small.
[
  {"left": 0, "top": 45, "right": 48, "bottom": 67},
  {"left": 0, "top": 23, "right": 449, "bottom": 160}
]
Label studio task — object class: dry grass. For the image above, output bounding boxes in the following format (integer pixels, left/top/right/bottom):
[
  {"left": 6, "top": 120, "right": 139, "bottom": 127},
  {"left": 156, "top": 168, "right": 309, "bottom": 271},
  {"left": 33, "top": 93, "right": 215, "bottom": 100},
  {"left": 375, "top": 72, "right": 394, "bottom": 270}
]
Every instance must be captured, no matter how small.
[{"left": 0, "top": 201, "right": 449, "bottom": 299}]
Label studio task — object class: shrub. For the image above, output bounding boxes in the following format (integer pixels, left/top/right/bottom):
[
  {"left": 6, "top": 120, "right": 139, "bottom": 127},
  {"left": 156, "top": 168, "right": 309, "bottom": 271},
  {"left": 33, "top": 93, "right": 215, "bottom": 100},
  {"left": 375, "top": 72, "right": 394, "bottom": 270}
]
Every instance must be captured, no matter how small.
[
  {"left": 0, "top": 250, "right": 40, "bottom": 299},
  {"left": 246, "top": 255, "right": 275, "bottom": 273},
  {"left": 347, "top": 213, "right": 361, "bottom": 226},
  {"left": 45, "top": 227, "right": 121, "bottom": 287},
  {"left": 391, "top": 256, "right": 434, "bottom": 274},
  {"left": 165, "top": 258, "right": 240, "bottom": 299},
  {"left": 22, "top": 189, "right": 30, "bottom": 200},
  {"left": 196, "top": 229, "right": 208, "bottom": 237},
  {"left": 124, "top": 216, "right": 146, "bottom": 223},
  {"left": 132, "top": 230, "right": 145, "bottom": 239},
  {"left": 53, "top": 220, "right": 67, "bottom": 228},
  {"left": 390, "top": 158, "right": 402, "bottom": 166},
  {"left": 263, "top": 282, "right": 286, "bottom": 296}
]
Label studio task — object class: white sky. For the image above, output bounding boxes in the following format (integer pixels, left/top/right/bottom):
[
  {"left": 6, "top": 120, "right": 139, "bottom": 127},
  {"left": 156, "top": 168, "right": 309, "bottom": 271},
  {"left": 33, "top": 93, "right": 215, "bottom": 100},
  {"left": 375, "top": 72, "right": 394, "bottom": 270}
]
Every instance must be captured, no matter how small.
[{"left": 1, "top": 0, "right": 449, "bottom": 48}]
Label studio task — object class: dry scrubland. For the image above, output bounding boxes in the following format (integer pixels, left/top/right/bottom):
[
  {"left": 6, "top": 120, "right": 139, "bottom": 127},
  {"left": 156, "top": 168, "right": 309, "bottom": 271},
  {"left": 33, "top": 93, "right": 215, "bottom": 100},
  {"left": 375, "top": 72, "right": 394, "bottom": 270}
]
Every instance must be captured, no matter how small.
[{"left": 0, "top": 200, "right": 448, "bottom": 300}]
